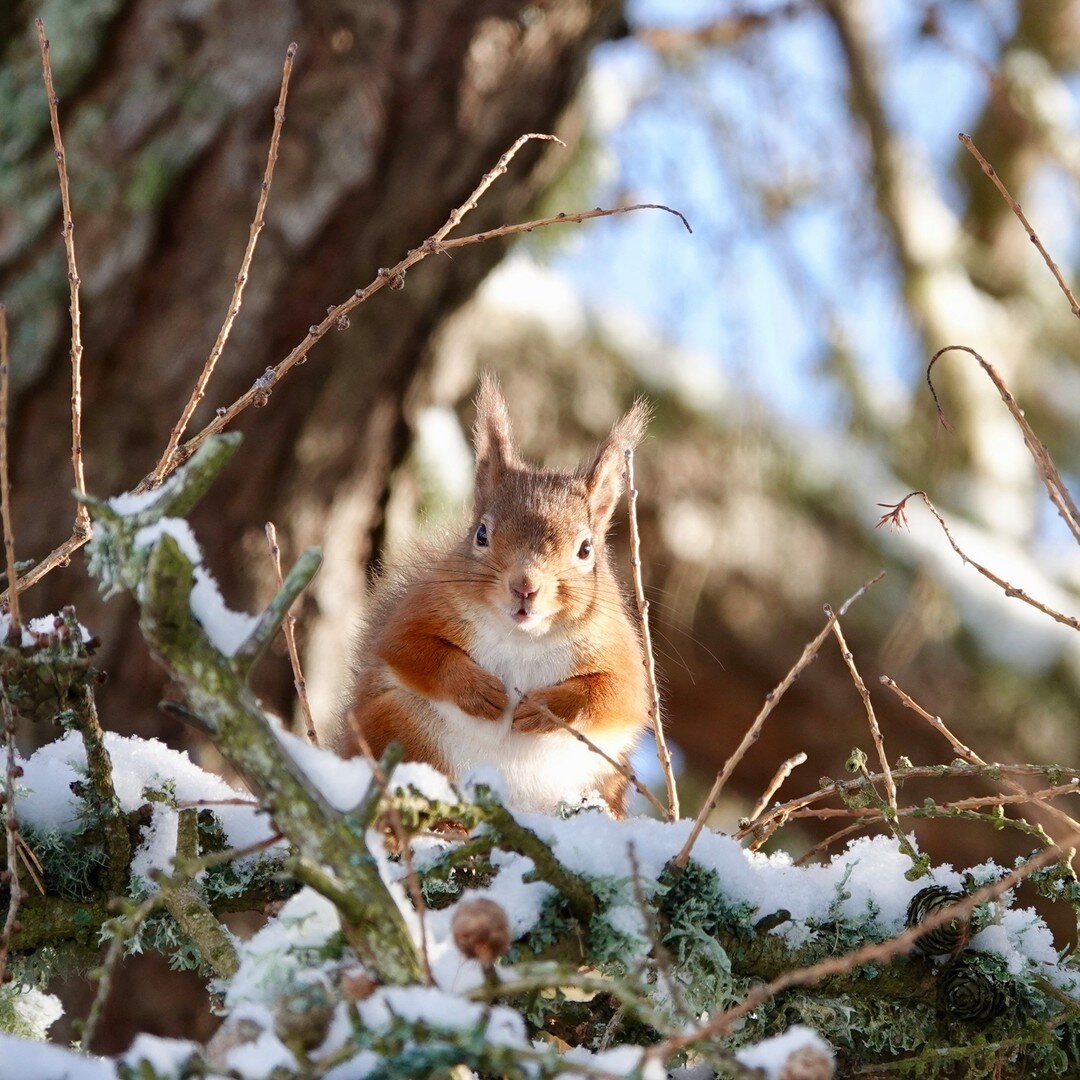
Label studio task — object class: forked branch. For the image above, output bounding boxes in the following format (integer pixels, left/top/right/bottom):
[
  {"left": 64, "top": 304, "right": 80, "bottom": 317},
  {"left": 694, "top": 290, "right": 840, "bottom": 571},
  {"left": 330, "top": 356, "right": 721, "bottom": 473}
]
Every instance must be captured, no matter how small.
[
  {"left": 926, "top": 343, "right": 1080, "bottom": 545},
  {"left": 673, "top": 571, "right": 885, "bottom": 870},
  {"left": 877, "top": 490, "right": 1079, "bottom": 631}
]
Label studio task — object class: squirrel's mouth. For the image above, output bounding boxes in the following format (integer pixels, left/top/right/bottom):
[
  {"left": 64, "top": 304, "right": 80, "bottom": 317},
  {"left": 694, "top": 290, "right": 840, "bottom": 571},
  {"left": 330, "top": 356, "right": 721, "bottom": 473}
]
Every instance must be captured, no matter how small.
[{"left": 510, "top": 605, "right": 547, "bottom": 629}]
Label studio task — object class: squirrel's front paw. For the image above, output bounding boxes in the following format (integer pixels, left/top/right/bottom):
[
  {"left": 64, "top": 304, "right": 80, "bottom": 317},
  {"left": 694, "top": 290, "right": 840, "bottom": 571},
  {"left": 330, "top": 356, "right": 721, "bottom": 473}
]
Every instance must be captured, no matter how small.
[
  {"left": 512, "top": 692, "right": 563, "bottom": 734},
  {"left": 455, "top": 669, "right": 509, "bottom": 721}
]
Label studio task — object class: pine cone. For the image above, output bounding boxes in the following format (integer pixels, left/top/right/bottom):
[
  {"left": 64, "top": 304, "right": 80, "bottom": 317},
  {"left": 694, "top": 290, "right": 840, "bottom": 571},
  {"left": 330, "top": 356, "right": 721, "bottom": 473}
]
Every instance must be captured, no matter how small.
[
  {"left": 906, "top": 884, "right": 968, "bottom": 955},
  {"left": 938, "top": 953, "right": 1009, "bottom": 1023}
]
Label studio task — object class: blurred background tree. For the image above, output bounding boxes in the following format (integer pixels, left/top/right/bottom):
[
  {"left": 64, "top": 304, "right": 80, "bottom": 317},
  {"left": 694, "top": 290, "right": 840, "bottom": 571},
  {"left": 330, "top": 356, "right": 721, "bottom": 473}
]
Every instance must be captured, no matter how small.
[{"left": 2, "top": 0, "right": 1080, "bottom": 1049}]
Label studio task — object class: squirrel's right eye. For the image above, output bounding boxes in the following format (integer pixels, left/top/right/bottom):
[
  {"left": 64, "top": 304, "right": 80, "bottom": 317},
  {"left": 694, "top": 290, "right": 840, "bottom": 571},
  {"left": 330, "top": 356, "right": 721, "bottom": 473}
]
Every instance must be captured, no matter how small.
[{"left": 475, "top": 523, "right": 489, "bottom": 547}]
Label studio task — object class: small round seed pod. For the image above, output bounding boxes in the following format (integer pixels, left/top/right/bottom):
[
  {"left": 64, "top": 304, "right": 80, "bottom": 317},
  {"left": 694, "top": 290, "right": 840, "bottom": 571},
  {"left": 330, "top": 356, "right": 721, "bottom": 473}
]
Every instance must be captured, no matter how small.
[
  {"left": 906, "top": 885, "right": 968, "bottom": 956},
  {"left": 274, "top": 982, "right": 335, "bottom": 1050},
  {"left": 779, "top": 1044, "right": 836, "bottom": 1080},
  {"left": 451, "top": 898, "right": 511, "bottom": 967},
  {"left": 938, "top": 953, "right": 1009, "bottom": 1023}
]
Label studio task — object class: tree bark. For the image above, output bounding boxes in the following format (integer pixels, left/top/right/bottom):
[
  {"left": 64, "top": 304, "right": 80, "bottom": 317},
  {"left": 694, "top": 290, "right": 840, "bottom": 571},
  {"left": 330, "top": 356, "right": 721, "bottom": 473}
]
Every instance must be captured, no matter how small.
[{"left": 0, "top": 0, "right": 623, "bottom": 746}]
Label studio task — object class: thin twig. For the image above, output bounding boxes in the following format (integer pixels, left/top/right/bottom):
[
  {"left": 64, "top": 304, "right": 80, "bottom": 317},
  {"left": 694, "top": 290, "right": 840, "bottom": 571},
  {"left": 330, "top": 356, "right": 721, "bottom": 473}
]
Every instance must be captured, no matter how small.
[
  {"left": 151, "top": 44, "right": 297, "bottom": 486},
  {"left": 0, "top": 530, "right": 87, "bottom": 606},
  {"left": 926, "top": 344, "right": 1080, "bottom": 544},
  {"left": 0, "top": 687, "right": 23, "bottom": 986},
  {"left": 625, "top": 448, "right": 679, "bottom": 821},
  {"left": 741, "top": 760, "right": 1080, "bottom": 849},
  {"left": 36, "top": 19, "right": 89, "bottom": 534},
  {"left": 438, "top": 202, "right": 692, "bottom": 250},
  {"left": 782, "top": 782, "right": 1080, "bottom": 824},
  {"left": 649, "top": 831, "right": 1080, "bottom": 1060},
  {"left": 742, "top": 752, "right": 807, "bottom": 828},
  {"left": 0, "top": 306, "right": 19, "bottom": 627},
  {"left": 881, "top": 675, "right": 1080, "bottom": 839},
  {"left": 530, "top": 704, "right": 667, "bottom": 818},
  {"left": 673, "top": 571, "right": 884, "bottom": 870},
  {"left": 432, "top": 133, "right": 565, "bottom": 243},
  {"left": 959, "top": 133, "right": 1080, "bottom": 321},
  {"left": 3, "top": 127, "right": 687, "bottom": 603},
  {"left": 829, "top": 615, "right": 895, "bottom": 813},
  {"left": 265, "top": 522, "right": 316, "bottom": 744},
  {"left": 793, "top": 821, "right": 870, "bottom": 866},
  {"left": 156, "top": 196, "right": 689, "bottom": 480},
  {"left": 877, "top": 491, "right": 1079, "bottom": 631},
  {"left": 15, "top": 835, "right": 45, "bottom": 897}
]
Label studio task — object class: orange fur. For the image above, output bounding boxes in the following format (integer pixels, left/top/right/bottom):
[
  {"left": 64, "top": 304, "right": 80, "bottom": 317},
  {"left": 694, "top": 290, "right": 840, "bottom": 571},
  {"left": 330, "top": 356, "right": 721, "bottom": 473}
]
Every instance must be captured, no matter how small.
[{"left": 334, "top": 377, "right": 654, "bottom": 817}]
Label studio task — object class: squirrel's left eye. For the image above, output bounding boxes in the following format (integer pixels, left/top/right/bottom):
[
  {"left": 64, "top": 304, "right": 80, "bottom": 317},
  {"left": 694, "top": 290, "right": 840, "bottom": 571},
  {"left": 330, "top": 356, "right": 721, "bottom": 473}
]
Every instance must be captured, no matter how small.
[
  {"left": 475, "top": 523, "right": 489, "bottom": 547},
  {"left": 577, "top": 538, "right": 592, "bottom": 560}
]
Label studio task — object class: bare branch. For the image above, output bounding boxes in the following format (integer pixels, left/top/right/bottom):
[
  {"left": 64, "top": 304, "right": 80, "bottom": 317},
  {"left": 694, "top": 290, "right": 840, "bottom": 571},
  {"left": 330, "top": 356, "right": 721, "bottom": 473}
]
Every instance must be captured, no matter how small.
[
  {"left": 673, "top": 572, "right": 885, "bottom": 870},
  {"left": 151, "top": 44, "right": 298, "bottom": 486},
  {"left": 0, "top": 688, "right": 23, "bottom": 986},
  {"left": 742, "top": 752, "right": 807, "bottom": 828},
  {"left": 829, "top": 616, "right": 895, "bottom": 813},
  {"left": 162, "top": 200, "right": 689, "bottom": 477},
  {"left": 265, "top": 521, "right": 316, "bottom": 745},
  {"left": 36, "top": 19, "right": 89, "bottom": 533},
  {"left": 529, "top": 704, "right": 668, "bottom": 819},
  {"left": 876, "top": 490, "right": 1079, "bottom": 631},
  {"left": 741, "top": 760, "right": 1080, "bottom": 849},
  {"left": 0, "top": 307, "right": 19, "bottom": 628},
  {"left": 880, "top": 674, "right": 1080, "bottom": 840},
  {"left": 926, "top": 344, "right": 1080, "bottom": 545},
  {"left": 959, "top": 132, "right": 1080, "bottom": 320},
  {"left": 624, "top": 448, "right": 679, "bottom": 821}
]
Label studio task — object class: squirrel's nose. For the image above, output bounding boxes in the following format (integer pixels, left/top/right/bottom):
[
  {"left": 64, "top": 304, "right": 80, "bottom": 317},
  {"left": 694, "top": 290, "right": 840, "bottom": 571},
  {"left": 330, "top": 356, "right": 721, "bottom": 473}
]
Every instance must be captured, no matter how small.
[{"left": 510, "top": 579, "right": 539, "bottom": 602}]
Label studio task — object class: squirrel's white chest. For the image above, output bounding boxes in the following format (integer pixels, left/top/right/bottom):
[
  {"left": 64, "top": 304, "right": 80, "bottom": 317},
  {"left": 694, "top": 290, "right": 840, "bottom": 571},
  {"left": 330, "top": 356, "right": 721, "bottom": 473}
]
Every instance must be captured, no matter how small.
[{"left": 429, "top": 618, "right": 625, "bottom": 812}]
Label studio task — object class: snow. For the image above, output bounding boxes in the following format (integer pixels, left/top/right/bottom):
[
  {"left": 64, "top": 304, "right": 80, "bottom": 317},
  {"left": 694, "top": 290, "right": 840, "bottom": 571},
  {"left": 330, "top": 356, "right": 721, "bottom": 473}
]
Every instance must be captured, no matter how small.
[
  {"left": 969, "top": 906, "right": 1061, "bottom": 979},
  {"left": 357, "top": 986, "right": 527, "bottom": 1050},
  {"left": 279, "top": 727, "right": 458, "bottom": 812},
  {"left": 0, "top": 610, "right": 93, "bottom": 648},
  {"left": 224, "top": 889, "right": 342, "bottom": 1010},
  {"left": 133, "top": 517, "right": 258, "bottom": 656},
  {"left": 558, "top": 1044, "right": 665, "bottom": 1080},
  {"left": 520, "top": 811, "right": 965, "bottom": 947},
  {"left": 6, "top": 987, "right": 62, "bottom": 1040},
  {"left": 133, "top": 519, "right": 202, "bottom": 564},
  {"left": 224, "top": 1014, "right": 297, "bottom": 1078},
  {"left": 108, "top": 485, "right": 170, "bottom": 515},
  {"left": 121, "top": 1035, "right": 198, "bottom": 1075},
  {"left": 735, "top": 1025, "right": 835, "bottom": 1079},
  {"left": 0, "top": 1036, "right": 116, "bottom": 1080},
  {"left": 190, "top": 565, "right": 259, "bottom": 656},
  {"left": 15, "top": 731, "right": 279, "bottom": 882},
  {"left": 424, "top": 851, "right": 553, "bottom": 992}
]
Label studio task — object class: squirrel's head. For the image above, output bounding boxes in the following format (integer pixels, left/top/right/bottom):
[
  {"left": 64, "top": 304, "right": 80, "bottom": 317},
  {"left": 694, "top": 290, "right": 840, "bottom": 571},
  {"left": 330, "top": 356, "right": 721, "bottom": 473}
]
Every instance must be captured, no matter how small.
[{"left": 460, "top": 374, "right": 649, "bottom": 636}]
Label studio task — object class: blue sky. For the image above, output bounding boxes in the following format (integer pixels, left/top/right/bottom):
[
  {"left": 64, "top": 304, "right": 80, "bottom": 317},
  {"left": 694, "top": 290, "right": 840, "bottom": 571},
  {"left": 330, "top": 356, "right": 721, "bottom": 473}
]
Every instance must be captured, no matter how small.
[{"left": 548, "top": 0, "right": 1041, "bottom": 428}]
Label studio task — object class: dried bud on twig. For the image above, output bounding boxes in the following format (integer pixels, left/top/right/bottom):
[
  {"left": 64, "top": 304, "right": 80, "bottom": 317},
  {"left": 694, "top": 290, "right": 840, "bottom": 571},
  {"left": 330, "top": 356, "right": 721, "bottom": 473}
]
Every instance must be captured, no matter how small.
[
  {"left": 451, "top": 898, "right": 510, "bottom": 967},
  {"left": 340, "top": 969, "right": 378, "bottom": 1002},
  {"left": 779, "top": 1044, "right": 836, "bottom": 1080}
]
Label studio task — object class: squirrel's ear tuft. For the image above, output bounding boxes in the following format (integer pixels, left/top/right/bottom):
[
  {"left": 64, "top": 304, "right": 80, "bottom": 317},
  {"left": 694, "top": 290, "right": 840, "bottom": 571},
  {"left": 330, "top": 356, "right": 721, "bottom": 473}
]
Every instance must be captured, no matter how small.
[
  {"left": 585, "top": 398, "right": 651, "bottom": 532},
  {"left": 473, "top": 373, "right": 516, "bottom": 498}
]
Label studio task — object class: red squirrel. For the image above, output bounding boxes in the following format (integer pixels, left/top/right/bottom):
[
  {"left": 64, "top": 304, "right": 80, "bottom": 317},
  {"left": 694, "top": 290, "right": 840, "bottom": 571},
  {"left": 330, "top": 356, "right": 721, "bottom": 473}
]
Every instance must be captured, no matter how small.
[{"left": 333, "top": 376, "right": 652, "bottom": 817}]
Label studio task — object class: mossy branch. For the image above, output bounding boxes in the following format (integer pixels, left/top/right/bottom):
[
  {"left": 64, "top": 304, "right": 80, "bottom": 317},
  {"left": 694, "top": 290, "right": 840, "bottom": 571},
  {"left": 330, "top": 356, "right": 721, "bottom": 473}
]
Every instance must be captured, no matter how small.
[
  {"left": 159, "top": 809, "right": 238, "bottom": 978},
  {"left": 86, "top": 435, "right": 423, "bottom": 985},
  {"left": 232, "top": 547, "right": 322, "bottom": 676}
]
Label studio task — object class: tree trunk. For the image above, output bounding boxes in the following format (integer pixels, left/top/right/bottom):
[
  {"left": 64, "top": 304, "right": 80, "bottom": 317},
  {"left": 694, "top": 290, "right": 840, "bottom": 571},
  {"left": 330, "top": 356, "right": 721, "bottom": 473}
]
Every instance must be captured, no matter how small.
[{"left": 1, "top": 0, "right": 623, "bottom": 756}]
